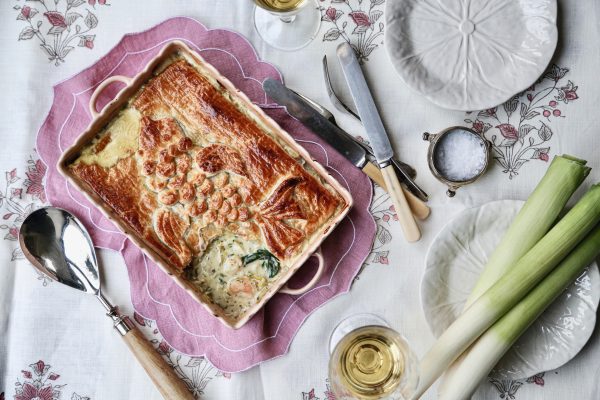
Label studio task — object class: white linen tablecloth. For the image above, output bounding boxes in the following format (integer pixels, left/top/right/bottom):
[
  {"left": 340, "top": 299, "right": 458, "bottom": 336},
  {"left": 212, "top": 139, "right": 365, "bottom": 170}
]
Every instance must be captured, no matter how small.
[{"left": 1, "top": 1, "right": 599, "bottom": 399}]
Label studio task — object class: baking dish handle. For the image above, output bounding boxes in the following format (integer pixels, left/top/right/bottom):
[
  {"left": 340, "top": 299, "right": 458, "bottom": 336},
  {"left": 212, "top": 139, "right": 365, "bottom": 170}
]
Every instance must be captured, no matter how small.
[
  {"left": 279, "top": 248, "right": 325, "bottom": 296},
  {"left": 89, "top": 75, "right": 132, "bottom": 118}
]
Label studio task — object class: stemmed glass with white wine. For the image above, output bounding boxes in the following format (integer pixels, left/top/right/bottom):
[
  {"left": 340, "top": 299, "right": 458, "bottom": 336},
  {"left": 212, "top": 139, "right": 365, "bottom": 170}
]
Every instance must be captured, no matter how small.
[
  {"left": 329, "top": 314, "right": 419, "bottom": 399},
  {"left": 253, "top": 0, "right": 321, "bottom": 51}
]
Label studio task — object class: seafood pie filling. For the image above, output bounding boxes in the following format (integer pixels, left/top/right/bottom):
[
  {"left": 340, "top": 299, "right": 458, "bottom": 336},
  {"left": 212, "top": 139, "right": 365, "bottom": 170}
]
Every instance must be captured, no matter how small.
[{"left": 68, "top": 53, "right": 347, "bottom": 320}]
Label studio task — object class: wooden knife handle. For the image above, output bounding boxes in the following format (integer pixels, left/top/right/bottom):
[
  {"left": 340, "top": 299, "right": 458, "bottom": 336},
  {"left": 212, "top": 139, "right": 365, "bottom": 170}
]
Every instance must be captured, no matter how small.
[
  {"left": 362, "top": 162, "right": 430, "bottom": 220},
  {"left": 380, "top": 164, "right": 421, "bottom": 242},
  {"left": 122, "top": 327, "right": 195, "bottom": 400}
]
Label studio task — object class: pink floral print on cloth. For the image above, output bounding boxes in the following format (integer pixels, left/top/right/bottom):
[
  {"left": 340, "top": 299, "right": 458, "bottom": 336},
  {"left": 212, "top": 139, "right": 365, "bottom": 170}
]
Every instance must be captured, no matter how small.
[
  {"left": 304, "top": 372, "right": 549, "bottom": 400},
  {"left": 465, "top": 64, "right": 580, "bottom": 179},
  {"left": 302, "top": 381, "right": 337, "bottom": 400},
  {"left": 13, "top": 360, "right": 90, "bottom": 400},
  {"left": 132, "top": 312, "right": 231, "bottom": 396},
  {"left": 368, "top": 190, "right": 395, "bottom": 266},
  {"left": 1, "top": 157, "right": 47, "bottom": 266},
  {"left": 13, "top": 0, "right": 110, "bottom": 66},
  {"left": 319, "top": 0, "right": 385, "bottom": 62},
  {"left": 488, "top": 372, "right": 547, "bottom": 399},
  {"left": 36, "top": 17, "right": 376, "bottom": 372}
]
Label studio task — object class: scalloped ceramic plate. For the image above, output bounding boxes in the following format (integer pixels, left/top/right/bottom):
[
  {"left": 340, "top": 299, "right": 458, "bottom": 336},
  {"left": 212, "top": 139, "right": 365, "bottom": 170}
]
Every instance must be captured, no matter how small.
[
  {"left": 385, "top": 0, "right": 558, "bottom": 111},
  {"left": 421, "top": 200, "right": 600, "bottom": 380}
]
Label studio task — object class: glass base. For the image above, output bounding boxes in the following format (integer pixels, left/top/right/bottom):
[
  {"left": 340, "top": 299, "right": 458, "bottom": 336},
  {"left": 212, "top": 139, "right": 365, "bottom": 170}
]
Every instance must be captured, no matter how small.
[
  {"left": 253, "top": 0, "right": 321, "bottom": 51},
  {"left": 329, "top": 313, "right": 389, "bottom": 355}
]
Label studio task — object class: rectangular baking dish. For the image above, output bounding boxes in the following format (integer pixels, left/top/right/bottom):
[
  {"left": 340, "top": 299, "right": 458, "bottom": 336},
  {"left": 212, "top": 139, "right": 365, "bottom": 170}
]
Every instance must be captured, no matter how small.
[{"left": 57, "top": 40, "right": 353, "bottom": 329}]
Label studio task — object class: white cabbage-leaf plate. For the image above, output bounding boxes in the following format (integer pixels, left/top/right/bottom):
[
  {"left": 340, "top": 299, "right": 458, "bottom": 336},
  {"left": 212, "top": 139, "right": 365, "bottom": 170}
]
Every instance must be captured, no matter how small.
[
  {"left": 385, "top": 0, "right": 558, "bottom": 111},
  {"left": 421, "top": 200, "right": 600, "bottom": 380}
]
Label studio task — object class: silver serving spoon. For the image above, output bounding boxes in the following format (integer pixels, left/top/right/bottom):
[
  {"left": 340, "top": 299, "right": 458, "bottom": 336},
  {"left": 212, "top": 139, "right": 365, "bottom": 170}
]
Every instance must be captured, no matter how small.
[{"left": 19, "top": 206, "right": 194, "bottom": 400}]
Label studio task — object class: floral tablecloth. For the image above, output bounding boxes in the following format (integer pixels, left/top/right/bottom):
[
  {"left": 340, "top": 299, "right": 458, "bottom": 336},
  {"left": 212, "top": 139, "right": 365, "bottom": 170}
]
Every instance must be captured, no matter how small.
[{"left": 1, "top": 1, "right": 599, "bottom": 399}]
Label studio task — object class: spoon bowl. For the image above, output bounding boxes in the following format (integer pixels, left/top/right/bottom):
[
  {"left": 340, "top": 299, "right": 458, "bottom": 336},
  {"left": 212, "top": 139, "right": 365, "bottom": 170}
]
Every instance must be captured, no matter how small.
[
  {"left": 18, "top": 206, "right": 194, "bottom": 400},
  {"left": 20, "top": 207, "right": 101, "bottom": 295}
]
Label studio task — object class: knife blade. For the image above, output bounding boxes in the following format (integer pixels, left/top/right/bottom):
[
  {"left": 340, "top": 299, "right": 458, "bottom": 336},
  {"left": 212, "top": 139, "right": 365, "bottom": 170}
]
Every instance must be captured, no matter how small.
[
  {"left": 337, "top": 42, "right": 421, "bottom": 242},
  {"left": 264, "top": 78, "right": 367, "bottom": 167},
  {"left": 263, "top": 78, "right": 430, "bottom": 220},
  {"left": 290, "top": 87, "right": 428, "bottom": 202}
]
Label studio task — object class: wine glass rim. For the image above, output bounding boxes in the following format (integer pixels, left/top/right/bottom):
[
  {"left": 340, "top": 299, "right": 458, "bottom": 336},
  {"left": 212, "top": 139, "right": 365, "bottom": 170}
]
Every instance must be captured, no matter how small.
[
  {"left": 254, "top": 0, "right": 309, "bottom": 15},
  {"left": 329, "top": 313, "right": 391, "bottom": 354}
]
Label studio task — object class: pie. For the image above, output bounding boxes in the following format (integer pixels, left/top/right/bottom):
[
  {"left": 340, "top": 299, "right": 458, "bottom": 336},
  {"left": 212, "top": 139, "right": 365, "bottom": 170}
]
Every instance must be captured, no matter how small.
[{"left": 67, "top": 51, "right": 349, "bottom": 320}]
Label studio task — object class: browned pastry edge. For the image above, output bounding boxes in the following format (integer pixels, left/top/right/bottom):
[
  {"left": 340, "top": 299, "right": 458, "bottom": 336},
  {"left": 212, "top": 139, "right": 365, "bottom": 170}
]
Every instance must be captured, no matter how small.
[
  {"left": 69, "top": 56, "right": 347, "bottom": 277},
  {"left": 70, "top": 158, "right": 190, "bottom": 270}
]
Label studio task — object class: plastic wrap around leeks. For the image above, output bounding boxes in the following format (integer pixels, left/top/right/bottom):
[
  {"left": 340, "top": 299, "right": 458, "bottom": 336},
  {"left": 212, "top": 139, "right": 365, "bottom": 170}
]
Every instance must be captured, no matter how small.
[
  {"left": 410, "top": 182, "right": 600, "bottom": 400},
  {"left": 437, "top": 154, "right": 591, "bottom": 400},
  {"left": 438, "top": 224, "right": 600, "bottom": 399},
  {"left": 464, "top": 155, "right": 591, "bottom": 309}
]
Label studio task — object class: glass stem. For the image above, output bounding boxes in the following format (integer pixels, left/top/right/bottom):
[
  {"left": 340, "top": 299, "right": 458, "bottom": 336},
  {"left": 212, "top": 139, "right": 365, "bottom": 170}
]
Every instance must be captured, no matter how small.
[{"left": 279, "top": 15, "right": 296, "bottom": 23}]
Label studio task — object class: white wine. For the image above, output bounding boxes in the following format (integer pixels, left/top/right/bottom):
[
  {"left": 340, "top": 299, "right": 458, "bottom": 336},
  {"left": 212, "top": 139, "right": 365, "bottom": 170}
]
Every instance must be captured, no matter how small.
[
  {"left": 330, "top": 326, "right": 407, "bottom": 399},
  {"left": 253, "top": 0, "right": 318, "bottom": 51},
  {"left": 255, "top": 0, "right": 307, "bottom": 13}
]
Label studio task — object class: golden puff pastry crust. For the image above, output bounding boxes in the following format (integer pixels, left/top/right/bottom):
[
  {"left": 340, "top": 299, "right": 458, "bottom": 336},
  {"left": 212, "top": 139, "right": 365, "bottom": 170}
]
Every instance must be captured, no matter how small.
[{"left": 68, "top": 54, "right": 348, "bottom": 287}]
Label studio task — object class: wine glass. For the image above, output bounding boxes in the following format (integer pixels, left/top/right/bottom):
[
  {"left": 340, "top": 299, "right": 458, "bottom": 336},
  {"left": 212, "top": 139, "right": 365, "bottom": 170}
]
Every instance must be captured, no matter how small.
[
  {"left": 253, "top": 0, "right": 321, "bottom": 51},
  {"left": 328, "top": 314, "right": 419, "bottom": 399}
]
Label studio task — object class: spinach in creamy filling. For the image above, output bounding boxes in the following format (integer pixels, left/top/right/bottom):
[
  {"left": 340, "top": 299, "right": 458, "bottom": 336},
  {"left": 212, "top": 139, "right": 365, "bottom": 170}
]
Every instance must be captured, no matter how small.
[{"left": 185, "top": 234, "right": 282, "bottom": 318}]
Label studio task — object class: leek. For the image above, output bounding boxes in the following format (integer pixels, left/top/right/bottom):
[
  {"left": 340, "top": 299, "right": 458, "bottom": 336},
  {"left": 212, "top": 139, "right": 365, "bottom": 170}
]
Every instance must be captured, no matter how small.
[
  {"left": 438, "top": 224, "right": 600, "bottom": 400},
  {"left": 410, "top": 183, "right": 600, "bottom": 400},
  {"left": 464, "top": 155, "right": 590, "bottom": 309}
]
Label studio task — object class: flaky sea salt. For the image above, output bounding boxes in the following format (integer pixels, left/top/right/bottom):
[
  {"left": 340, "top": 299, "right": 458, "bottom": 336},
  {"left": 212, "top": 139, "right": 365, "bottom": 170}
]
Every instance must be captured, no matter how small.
[{"left": 433, "top": 128, "right": 486, "bottom": 182}]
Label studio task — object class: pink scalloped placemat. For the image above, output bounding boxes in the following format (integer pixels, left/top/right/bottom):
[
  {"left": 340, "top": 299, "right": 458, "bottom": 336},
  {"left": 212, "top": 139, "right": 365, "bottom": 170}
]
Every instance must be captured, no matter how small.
[{"left": 36, "top": 17, "right": 376, "bottom": 372}]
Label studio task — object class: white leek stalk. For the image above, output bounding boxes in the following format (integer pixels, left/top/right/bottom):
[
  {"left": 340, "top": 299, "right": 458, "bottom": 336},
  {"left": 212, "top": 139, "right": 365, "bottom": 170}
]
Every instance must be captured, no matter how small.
[
  {"left": 438, "top": 224, "right": 600, "bottom": 399},
  {"left": 464, "top": 155, "right": 590, "bottom": 309},
  {"left": 410, "top": 184, "right": 600, "bottom": 400},
  {"left": 439, "top": 155, "right": 590, "bottom": 399}
]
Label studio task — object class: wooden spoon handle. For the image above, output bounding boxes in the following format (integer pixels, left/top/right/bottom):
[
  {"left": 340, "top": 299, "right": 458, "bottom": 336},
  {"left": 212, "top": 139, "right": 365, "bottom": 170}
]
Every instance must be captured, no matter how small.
[
  {"left": 122, "top": 327, "right": 195, "bottom": 400},
  {"left": 380, "top": 164, "right": 421, "bottom": 242}
]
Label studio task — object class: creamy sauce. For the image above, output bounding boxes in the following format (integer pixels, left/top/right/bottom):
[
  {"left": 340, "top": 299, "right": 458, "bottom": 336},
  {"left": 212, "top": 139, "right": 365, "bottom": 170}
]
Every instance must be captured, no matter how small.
[
  {"left": 186, "top": 233, "right": 281, "bottom": 318},
  {"left": 78, "top": 108, "right": 141, "bottom": 167}
]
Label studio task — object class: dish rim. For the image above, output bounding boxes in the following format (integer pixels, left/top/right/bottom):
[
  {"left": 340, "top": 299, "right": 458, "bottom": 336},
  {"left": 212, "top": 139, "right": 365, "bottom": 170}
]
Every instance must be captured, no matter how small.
[{"left": 57, "top": 40, "right": 354, "bottom": 329}]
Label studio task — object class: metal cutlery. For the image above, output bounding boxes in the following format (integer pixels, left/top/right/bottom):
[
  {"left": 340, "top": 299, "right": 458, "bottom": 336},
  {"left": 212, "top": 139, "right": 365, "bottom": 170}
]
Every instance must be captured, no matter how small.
[
  {"left": 322, "top": 55, "right": 428, "bottom": 202},
  {"left": 337, "top": 42, "right": 421, "bottom": 242},
  {"left": 19, "top": 207, "right": 194, "bottom": 400},
  {"left": 264, "top": 79, "right": 429, "bottom": 220},
  {"left": 289, "top": 88, "right": 429, "bottom": 218},
  {"left": 322, "top": 55, "right": 361, "bottom": 120},
  {"left": 291, "top": 88, "right": 418, "bottom": 182}
]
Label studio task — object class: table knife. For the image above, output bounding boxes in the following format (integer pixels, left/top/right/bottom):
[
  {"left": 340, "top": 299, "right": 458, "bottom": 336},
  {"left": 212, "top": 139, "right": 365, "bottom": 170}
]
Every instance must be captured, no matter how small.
[
  {"left": 290, "top": 87, "right": 428, "bottom": 201},
  {"left": 263, "top": 78, "right": 430, "bottom": 220},
  {"left": 322, "top": 55, "right": 429, "bottom": 202},
  {"left": 336, "top": 42, "right": 421, "bottom": 242}
]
